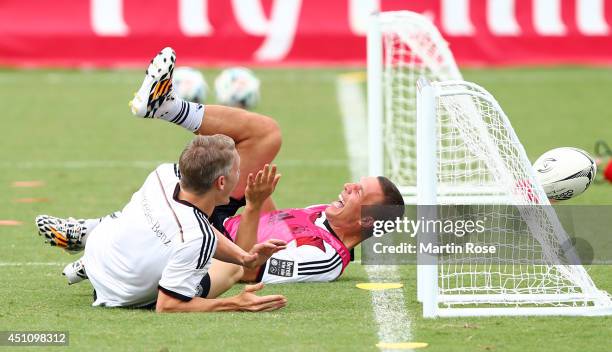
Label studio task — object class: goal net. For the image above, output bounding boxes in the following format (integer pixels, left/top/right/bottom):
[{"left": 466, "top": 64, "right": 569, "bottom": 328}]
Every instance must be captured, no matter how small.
[
  {"left": 367, "top": 11, "right": 462, "bottom": 202},
  {"left": 368, "top": 11, "right": 612, "bottom": 317},
  {"left": 416, "top": 78, "right": 612, "bottom": 317}
]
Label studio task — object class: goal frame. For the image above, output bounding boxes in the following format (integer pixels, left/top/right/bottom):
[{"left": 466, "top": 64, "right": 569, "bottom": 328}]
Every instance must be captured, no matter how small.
[
  {"left": 416, "top": 77, "right": 612, "bottom": 317},
  {"left": 367, "top": 10, "right": 462, "bottom": 202},
  {"left": 367, "top": 10, "right": 612, "bottom": 318}
]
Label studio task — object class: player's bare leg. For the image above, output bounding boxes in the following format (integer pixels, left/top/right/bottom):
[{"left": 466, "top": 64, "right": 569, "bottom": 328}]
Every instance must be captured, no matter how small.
[
  {"left": 194, "top": 107, "right": 282, "bottom": 287},
  {"left": 128, "top": 47, "right": 280, "bottom": 212},
  {"left": 204, "top": 259, "right": 245, "bottom": 298},
  {"left": 196, "top": 105, "right": 281, "bottom": 210}
]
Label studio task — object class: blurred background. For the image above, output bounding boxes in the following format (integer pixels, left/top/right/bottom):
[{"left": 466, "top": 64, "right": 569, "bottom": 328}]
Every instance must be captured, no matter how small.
[{"left": 2, "top": 0, "right": 612, "bottom": 67}]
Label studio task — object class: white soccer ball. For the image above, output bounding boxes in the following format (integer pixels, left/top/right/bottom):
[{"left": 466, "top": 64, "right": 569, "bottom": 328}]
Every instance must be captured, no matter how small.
[
  {"left": 533, "top": 147, "right": 597, "bottom": 201},
  {"left": 173, "top": 67, "right": 208, "bottom": 103},
  {"left": 214, "top": 67, "right": 260, "bottom": 109}
]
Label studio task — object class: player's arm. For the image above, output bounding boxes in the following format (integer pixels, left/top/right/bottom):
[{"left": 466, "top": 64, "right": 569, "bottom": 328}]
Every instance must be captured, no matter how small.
[
  {"left": 233, "top": 164, "right": 281, "bottom": 251},
  {"left": 156, "top": 283, "right": 286, "bottom": 313},
  {"left": 214, "top": 163, "right": 283, "bottom": 262},
  {"left": 213, "top": 228, "right": 286, "bottom": 268},
  {"left": 155, "top": 235, "right": 286, "bottom": 313},
  {"left": 197, "top": 105, "right": 281, "bottom": 212}
]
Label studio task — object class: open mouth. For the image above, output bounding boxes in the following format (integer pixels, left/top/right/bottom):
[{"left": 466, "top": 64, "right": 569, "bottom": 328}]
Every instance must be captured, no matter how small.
[{"left": 332, "top": 194, "right": 345, "bottom": 209}]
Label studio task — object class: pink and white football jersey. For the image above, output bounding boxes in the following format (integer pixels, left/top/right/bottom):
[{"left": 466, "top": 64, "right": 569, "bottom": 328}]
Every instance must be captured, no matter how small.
[{"left": 223, "top": 205, "right": 351, "bottom": 284}]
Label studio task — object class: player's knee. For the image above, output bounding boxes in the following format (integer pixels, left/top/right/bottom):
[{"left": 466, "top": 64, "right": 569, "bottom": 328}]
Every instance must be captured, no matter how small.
[
  {"left": 262, "top": 117, "right": 282, "bottom": 152},
  {"left": 267, "top": 122, "right": 282, "bottom": 154},
  {"left": 231, "top": 265, "right": 244, "bottom": 283},
  {"left": 249, "top": 113, "right": 282, "bottom": 152}
]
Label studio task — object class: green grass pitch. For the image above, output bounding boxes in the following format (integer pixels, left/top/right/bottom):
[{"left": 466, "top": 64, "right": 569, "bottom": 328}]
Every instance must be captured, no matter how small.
[{"left": 0, "top": 67, "right": 611, "bottom": 351}]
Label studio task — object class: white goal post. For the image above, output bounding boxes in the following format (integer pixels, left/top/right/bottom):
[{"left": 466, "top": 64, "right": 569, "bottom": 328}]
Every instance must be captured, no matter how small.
[
  {"left": 416, "top": 77, "right": 612, "bottom": 317},
  {"left": 367, "top": 11, "right": 612, "bottom": 317},
  {"left": 368, "top": 11, "right": 463, "bottom": 204}
]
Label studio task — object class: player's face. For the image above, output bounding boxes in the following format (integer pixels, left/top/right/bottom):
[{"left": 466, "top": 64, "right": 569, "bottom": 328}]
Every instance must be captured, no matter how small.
[{"left": 325, "top": 176, "right": 385, "bottom": 232}]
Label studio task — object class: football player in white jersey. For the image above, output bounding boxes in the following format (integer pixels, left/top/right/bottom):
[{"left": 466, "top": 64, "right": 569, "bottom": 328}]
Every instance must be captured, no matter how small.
[
  {"left": 41, "top": 134, "right": 288, "bottom": 312},
  {"left": 37, "top": 49, "right": 290, "bottom": 312},
  {"left": 36, "top": 47, "right": 404, "bottom": 302}
]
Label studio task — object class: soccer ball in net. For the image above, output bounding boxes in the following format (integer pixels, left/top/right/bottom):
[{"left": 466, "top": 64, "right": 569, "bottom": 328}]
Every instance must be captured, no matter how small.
[
  {"left": 214, "top": 67, "right": 260, "bottom": 109},
  {"left": 173, "top": 67, "right": 208, "bottom": 103}
]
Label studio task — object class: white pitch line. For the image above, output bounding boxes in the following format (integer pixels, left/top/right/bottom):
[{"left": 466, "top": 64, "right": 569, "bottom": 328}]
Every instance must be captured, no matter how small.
[
  {"left": 336, "top": 74, "right": 413, "bottom": 351},
  {"left": 336, "top": 75, "right": 369, "bottom": 180},
  {"left": 0, "top": 71, "right": 340, "bottom": 84},
  {"left": 0, "top": 159, "right": 347, "bottom": 169},
  {"left": 364, "top": 266, "right": 413, "bottom": 346},
  {"left": 0, "top": 262, "right": 66, "bottom": 267}
]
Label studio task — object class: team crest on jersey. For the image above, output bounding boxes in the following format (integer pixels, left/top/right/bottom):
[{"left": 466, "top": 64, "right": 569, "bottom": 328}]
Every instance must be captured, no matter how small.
[
  {"left": 268, "top": 258, "right": 294, "bottom": 277},
  {"left": 195, "top": 284, "right": 203, "bottom": 297}
]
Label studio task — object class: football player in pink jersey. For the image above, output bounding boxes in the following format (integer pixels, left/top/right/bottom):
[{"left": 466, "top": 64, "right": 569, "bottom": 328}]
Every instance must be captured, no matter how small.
[{"left": 35, "top": 47, "right": 404, "bottom": 301}]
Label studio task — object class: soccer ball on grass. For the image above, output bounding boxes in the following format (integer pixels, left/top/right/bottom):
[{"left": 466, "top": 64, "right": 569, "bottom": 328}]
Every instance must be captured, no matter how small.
[
  {"left": 214, "top": 67, "right": 260, "bottom": 109},
  {"left": 173, "top": 67, "right": 208, "bottom": 104}
]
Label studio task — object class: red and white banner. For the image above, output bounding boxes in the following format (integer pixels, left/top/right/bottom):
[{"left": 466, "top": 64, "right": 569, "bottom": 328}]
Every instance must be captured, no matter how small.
[{"left": 1, "top": 0, "right": 612, "bottom": 67}]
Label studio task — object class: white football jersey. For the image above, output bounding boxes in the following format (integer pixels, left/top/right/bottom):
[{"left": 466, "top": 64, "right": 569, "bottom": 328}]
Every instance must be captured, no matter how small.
[
  {"left": 259, "top": 239, "right": 345, "bottom": 284},
  {"left": 223, "top": 205, "right": 351, "bottom": 284},
  {"left": 83, "top": 164, "right": 217, "bottom": 307}
]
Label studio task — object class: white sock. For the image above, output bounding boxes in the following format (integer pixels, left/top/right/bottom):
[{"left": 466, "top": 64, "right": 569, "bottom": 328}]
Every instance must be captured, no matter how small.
[{"left": 159, "top": 96, "right": 205, "bottom": 132}]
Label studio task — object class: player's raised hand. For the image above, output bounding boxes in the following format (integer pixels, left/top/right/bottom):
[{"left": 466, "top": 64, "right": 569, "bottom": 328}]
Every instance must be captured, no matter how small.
[
  {"left": 245, "top": 164, "right": 281, "bottom": 208},
  {"left": 242, "top": 239, "right": 287, "bottom": 268},
  {"left": 235, "top": 283, "right": 287, "bottom": 312}
]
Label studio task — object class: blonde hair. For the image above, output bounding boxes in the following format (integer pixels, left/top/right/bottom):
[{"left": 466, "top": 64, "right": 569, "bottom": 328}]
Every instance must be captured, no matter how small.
[{"left": 178, "top": 134, "right": 236, "bottom": 194}]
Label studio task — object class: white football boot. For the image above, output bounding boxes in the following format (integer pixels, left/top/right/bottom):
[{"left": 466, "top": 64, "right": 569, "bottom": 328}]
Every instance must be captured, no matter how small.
[
  {"left": 35, "top": 215, "right": 86, "bottom": 254},
  {"left": 129, "top": 47, "right": 177, "bottom": 119},
  {"left": 62, "top": 258, "right": 88, "bottom": 285}
]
